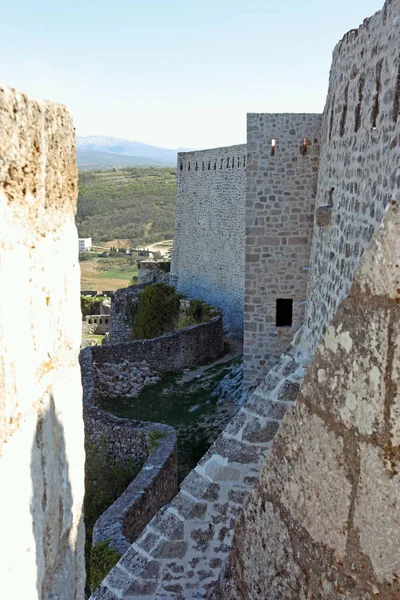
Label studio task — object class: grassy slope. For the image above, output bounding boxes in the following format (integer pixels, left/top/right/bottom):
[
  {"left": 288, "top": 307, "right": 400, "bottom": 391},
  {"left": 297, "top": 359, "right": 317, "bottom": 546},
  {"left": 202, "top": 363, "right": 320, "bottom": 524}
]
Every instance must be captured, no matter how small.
[
  {"left": 76, "top": 167, "right": 177, "bottom": 246},
  {"left": 80, "top": 254, "right": 139, "bottom": 291}
]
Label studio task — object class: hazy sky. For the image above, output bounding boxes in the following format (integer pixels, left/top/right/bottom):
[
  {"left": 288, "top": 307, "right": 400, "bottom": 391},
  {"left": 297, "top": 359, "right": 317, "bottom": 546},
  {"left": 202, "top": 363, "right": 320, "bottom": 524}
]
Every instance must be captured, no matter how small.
[{"left": 1, "top": 0, "right": 384, "bottom": 149}]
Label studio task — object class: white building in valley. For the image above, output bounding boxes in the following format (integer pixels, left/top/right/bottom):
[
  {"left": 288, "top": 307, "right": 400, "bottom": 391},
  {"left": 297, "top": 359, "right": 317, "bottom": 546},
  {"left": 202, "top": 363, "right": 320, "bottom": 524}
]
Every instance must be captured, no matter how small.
[{"left": 79, "top": 237, "right": 92, "bottom": 252}]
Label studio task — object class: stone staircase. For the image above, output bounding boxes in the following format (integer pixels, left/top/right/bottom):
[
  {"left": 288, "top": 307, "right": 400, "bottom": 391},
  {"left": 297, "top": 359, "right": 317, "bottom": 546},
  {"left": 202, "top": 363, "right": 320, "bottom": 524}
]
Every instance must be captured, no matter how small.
[{"left": 91, "top": 350, "right": 306, "bottom": 599}]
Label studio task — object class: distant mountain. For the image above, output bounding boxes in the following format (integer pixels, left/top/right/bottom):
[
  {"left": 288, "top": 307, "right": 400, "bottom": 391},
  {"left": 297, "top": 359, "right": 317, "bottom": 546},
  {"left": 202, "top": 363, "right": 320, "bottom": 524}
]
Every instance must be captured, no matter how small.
[{"left": 76, "top": 136, "right": 191, "bottom": 169}]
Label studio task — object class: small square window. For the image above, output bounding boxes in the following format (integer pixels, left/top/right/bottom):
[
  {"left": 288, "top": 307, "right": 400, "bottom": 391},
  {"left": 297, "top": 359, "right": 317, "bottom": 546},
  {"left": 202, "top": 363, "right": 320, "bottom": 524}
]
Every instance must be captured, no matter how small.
[{"left": 276, "top": 299, "right": 293, "bottom": 327}]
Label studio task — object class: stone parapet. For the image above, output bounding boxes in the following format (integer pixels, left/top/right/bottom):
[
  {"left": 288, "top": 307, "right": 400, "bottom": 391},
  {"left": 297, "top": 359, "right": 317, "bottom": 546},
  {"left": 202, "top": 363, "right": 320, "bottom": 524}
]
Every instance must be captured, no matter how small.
[
  {"left": 80, "top": 348, "right": 178, "bottom": 557},
  {"left": 94, "top": 316, "right": 224, "bottom": 371}
]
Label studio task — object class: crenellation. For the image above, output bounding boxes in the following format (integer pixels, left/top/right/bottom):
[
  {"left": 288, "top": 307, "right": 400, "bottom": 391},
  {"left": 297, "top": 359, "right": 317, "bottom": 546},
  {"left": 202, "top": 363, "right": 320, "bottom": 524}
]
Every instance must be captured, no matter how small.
[{"left": 172, "top": 145, "right": 246, "bottom": 336}]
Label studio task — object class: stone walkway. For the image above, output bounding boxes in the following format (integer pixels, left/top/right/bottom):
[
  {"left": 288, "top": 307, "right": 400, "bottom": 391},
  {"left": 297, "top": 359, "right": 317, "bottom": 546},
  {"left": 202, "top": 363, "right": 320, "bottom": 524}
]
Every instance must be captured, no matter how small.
[{"left": 91, "top": 349, "right": 306, "bottom": 599}]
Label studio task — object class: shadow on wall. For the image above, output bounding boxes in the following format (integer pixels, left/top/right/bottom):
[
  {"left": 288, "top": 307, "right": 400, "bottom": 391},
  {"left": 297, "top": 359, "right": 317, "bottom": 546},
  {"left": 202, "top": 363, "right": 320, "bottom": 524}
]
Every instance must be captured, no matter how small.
[{"left": 30, "top": 394, "right": 85, "bottom": 599}]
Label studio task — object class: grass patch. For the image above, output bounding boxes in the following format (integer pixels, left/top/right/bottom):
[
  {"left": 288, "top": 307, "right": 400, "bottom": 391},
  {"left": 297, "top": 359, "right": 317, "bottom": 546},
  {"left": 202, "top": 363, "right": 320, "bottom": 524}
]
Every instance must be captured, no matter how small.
[
  {"left": 84, "top": 437, "right": 144, "bottom": 595},
  {"left": 97, "top": 360, "right": 235, "bottom": 481},
  {"left": 90, "top": 540, "right": 121, "bottom": 593}
]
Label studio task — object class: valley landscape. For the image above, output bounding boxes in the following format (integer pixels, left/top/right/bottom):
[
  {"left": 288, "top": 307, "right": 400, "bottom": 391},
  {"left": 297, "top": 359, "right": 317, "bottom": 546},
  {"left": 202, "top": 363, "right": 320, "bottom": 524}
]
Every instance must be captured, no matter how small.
[{"left": 76, "top": 164, "right": 176, "bottom": 290}]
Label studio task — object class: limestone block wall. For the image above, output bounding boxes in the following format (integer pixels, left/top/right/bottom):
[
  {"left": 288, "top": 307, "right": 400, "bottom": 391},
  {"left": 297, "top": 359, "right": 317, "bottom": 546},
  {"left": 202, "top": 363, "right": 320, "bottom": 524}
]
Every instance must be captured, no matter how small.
[
  {"left": 244, "top": 113, "right": 322, "bottom": 387},
  {"left": 171, "top": 145, "right": 246, "bottom": 335},
  {"left": 218, "top": 199, "right": 400, "bottom": 600},
  {"left": 300, "top": 0, "right": 400, "bottom": 362},
  {"left": 0, "top": 87, "right": 85, "bottom": 598}
]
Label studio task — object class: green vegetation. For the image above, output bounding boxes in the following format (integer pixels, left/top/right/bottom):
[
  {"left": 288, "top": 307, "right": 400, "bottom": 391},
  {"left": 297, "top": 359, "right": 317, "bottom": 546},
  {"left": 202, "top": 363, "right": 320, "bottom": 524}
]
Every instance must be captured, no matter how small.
[
  {"left": 131, "top": 284, "right": 218, "bottom": 340},
  {"left": 133, "top": 283, "right": 181, "bottom": 340},
  {"left": 84, "top": 437, "right": 144, "bottom": 594},
  {"left": 80, "top": 252, "right": 139, "bottom": 291},
  {"left": 81, "top": 294, "right": 106, "bottom": 316},
  {"left": 82, "top": 334, "right": 105, "bottom": 346},
  {"left": 97, "top": 360, "right": 237, "bottom": 481},
  {"left": 90, "top": 540, "right": 121, "bottom": 593},
  {"left": 76, "top": 167, "right": 176, "bottom": 246},
  {"left": 149, "top": 430, "right": 165, "bottom": 451}
]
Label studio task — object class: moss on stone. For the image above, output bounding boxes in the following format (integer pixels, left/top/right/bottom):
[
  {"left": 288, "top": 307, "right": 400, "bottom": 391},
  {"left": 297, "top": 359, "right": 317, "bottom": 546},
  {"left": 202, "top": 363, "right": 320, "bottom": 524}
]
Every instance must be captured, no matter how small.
[{"left": 90, "top": 539, "right": 121, "bottom": 592}]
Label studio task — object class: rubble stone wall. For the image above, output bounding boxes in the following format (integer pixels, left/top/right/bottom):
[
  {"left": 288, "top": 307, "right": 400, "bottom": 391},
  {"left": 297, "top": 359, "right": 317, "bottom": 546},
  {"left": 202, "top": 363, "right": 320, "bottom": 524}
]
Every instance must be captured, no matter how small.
[
  {"left": 244, "top": 113, "right": 322, "bottom": 387},
  {"left": 80, "top": 348, "right": 178, "bottom": 556},
  {"left": 109, "top": 284, "right": 147, "bottom": 343},
  {"left": 171, "top": 145, "right": 246, "bottom": 336},
  {"left": 93, "top": 316, "right": 224, "bottom": 370},
  {"left": 0, "top": 86, "right": 85, "bottom": 598},
  {"left": 300, "top": 0, "right": 400, "bottom": 362}
]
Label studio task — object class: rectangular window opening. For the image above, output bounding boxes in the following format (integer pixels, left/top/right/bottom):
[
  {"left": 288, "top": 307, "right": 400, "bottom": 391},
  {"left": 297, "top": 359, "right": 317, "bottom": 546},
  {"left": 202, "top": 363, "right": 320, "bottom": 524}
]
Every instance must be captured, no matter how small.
[
  {"left": 271, "top": 138, "right": 276, "bottom": 156},
  {"left": 276, "top": 299, "right": 293, "bottom": 327}
]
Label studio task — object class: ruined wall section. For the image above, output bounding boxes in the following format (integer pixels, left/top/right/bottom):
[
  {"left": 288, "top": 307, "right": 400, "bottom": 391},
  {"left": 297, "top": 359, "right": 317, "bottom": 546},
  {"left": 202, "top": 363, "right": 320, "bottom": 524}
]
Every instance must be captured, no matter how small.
[
  {"left": 218, "top": 200, "right": 400, "bottom": 600},
  {"left": 301, "top": 0, "right": 400, "bottom": 362},
  {"left": 244, "top": 113, "right": 322, "bottom": 387},
  {"left": 0, "top": 87, "right": 85, "bottom": 598},
  {"left": 171, "top": 145, "right": 246, "bottom": 335}
]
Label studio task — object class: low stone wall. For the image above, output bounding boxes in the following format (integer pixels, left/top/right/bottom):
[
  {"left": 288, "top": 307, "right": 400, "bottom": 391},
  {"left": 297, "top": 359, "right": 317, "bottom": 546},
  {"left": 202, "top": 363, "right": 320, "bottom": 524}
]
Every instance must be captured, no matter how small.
[
  {"left": 93, "top": 316, "right": 224, "bottom": 371},
  {"left": 80, "top": 348, "right": 178, "bottom": 556},
  {"left": 83, "top": 314, "right": 110, "bottom": 335},
  {"left": 89, "top": 347, "right": 305, "bottom": 599}
]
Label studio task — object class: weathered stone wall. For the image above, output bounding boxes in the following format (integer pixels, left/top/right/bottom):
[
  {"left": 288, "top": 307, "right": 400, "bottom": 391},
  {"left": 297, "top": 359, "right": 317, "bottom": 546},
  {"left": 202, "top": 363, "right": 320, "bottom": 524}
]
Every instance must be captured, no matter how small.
[
  {"left": 80, "top": 348, "right": 178, "bottom": 556},
  {"left": 300, "top": 0, "right": 400, "bottom": 362},
  {"left": 171, "top": 145, "right": 246, "bottom": 335},
  {"left": 109, "top": 284, "right": 146, "bottom": 343},
  {"left": 93, "top": 315, "right": 224, "bottom": 371},
  {"left": 217, "top": 199, "right": 400, "bottom": 599},
  {"left": 0, "top": 86, "right": 85, "bottom": 598},
  {"left": 138, "top": 260, "right": 171, "bottom": 285},
  {"left": 90, "top": 345, "right": 305, "bottom": 599},
  {"left": 83, "top": 314, "right": 110, "bottom": 335},
  {"left": 244, "top": 113, "right": 322, "bottom": 387}
]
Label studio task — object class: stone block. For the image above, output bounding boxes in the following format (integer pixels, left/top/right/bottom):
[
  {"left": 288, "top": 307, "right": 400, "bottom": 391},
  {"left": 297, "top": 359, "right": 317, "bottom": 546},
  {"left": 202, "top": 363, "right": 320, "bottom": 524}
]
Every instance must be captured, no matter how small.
[
  {"left": 315, "top": 205, "right": 333, "bottom": 227},
  {"left": 354, "top": 443, "right": 400, "bottom": 583}
]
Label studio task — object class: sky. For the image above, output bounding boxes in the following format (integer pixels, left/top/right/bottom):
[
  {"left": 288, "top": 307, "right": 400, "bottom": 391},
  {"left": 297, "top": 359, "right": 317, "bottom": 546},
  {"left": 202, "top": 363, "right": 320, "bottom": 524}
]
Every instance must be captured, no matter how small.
[{"left": 1, "top": 0, "right": 384, "bottom": 150}]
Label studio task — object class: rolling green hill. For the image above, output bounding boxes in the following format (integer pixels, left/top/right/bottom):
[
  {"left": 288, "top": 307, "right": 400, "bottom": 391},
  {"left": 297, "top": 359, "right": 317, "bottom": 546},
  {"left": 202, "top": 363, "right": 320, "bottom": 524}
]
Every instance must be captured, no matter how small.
[
  {"left": 76, "top": 150, "right": 175, "bottom": 170},
  {"left": 76, "top": 167, "right": 177, "bottom": 246}
]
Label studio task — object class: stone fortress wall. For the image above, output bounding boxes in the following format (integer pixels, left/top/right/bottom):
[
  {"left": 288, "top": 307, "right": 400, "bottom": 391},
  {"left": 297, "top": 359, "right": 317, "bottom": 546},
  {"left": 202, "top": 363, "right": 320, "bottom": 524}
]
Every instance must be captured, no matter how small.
[
  {"left": 244, "top": 113, "right": 322, "bottom": 386},
  {"left": 0, "top": 87, "right": 85, "bottom": 598},
  {"left": 300, "top": 0, "right": 400, "bottom": 362},
  {"left": 90, "top": 2, "right": 400, "bottom": 597},
  {"left": 171, "top": 145, "right": 246, "bottom": 335},
  {"left": 218, "top": 200, "right": 400, "bottom": 600}
]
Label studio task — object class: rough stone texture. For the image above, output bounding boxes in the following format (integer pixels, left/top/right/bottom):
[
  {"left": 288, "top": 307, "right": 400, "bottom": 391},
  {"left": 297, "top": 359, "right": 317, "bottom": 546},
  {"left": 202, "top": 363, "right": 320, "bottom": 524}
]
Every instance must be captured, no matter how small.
[
  {"left": 300, "top": 0, "right": 400, "bottom": 363},
  {"left": 138, "top": 261, "right": 171, "bottom": 285},
  {"left": 0, "top": 86, "right": 85, "bottom": 598},
  {"left": 83, "top": 314, "right": 110, "bottom": 335},
  {"left": 93, "top": 359, "right": 160, "bottom": 399},
  {"left": 218, "top": 201, "right": 400, "bottom": 599},
  {"left": 80, "top": 348, "right": 178, "bottom": 556},
  {"left": 93, "top": 316, "right": 224, "bottom": 371},
  {"left": 171, "top": 145, "right": 246, "bottom": 336},
  {"left": 244, "top": 113, "right": 322, "bottom": 387},
  {"left": 109, "top": 284, "right": 146, "bottom": 344},
  {"left": 89, "top": 348, "right": 304, "bottom": 599}
]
